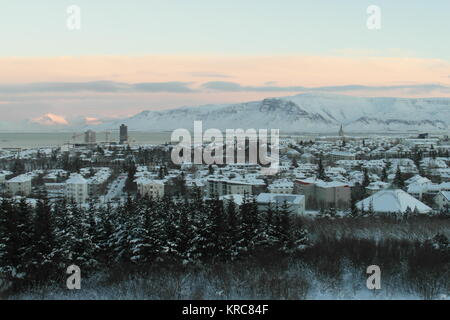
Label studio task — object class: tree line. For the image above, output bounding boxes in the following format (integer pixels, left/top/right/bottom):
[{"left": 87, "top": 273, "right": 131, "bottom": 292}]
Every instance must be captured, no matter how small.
[{"left": 0, "top": 190, "right": 308, "bottom": 292}]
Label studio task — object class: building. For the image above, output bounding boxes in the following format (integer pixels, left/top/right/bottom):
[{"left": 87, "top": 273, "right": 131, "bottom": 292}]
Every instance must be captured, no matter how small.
[
  {"left": 65, "top": 174, "right": 88, "bottom": 203},
  {"left": 207, "top": 175, "right": 265, "bottom": 197},
  {"left": 268, "top": 179, "right": 294, "bottom": 194},
  {"left": 119, "top": 124, "right": 128, "bottom": 144},
  {"left": 329, "top": 151, "right": 356, "bottom": 162},
  {"left": 356, "top": 189, "right": 432, "bottom": 215},
  {"left": 84, "top": 130, "right": 96, "bottom": 145},
  {"left": 366, "top": 181, "right": 390, "bottom": 195},
  {"left": 434, "top": 191, "right": 450, "bottom": 211},
  {"left": 5, "top": 175, "right": 32, "bottom": 196},
  {"left": 338, "top": 124, "right": 344, "bottom": 137},
  {"left": 256, "top": 193, "right": 305, "bottom": 215},
  {"left": 315, "top": 180, "right": 351, "bottom": 209},
  {"left": 0, "top": 170, "right": 12, "bottom": 184},
  {"left": 136, "top": 177, "right": 165, "bottom": 198},
  {"left": 294, "top": 178, "right": 351, "bottom": 209}
]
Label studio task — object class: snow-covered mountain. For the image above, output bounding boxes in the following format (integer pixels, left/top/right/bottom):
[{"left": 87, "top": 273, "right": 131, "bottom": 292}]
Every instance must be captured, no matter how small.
[{"left": 97, "top": 93, "right": 450, "bottom": 133}]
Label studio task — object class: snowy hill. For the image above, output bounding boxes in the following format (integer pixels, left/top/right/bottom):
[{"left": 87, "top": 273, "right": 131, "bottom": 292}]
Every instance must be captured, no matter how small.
[{"left": 97, "top": 93, "right": 450, "bottom": 133}]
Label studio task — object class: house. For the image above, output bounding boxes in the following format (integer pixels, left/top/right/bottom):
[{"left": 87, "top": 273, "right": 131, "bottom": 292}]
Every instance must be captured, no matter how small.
[
  {"left": 65, "top": 174, "right": 88, "bottom": 203},
  {"left": 434, "top": 191, "right": 450, "bottom": 211},
  {"left": 0, "top": 170, "right": 12, "bottom": 184},
  {"left": 329, "top": 151, "right": 356, "bottom": 162},
  {"left": 220, "top": 194, "right": 245, "bottom": 208},
  {"left": 136, "top": 177, "right": 165, "bottom": 198},
  {"left": 5, "top": 175, "right": 32, "bottom": 196},
  {"left": 366, "top": 181, "right": 390, "bottom": 195},
  {"left": 256, "top": 193, "right": 305, "bottom": 215},
  {"left": 315, "top": 181, "right": 351, "bottom": 209},
  {"left": 356, "top": 189, "right": 432, "bottom": 215},
  {"left": 207, "top": 175, "right": 265, "bottom": 197},
  {"left": 294, "top": 178, "right": 351, "bottom": 209},
  {"left": 268, "top": 179, "right": 294, "bottom": 194}
]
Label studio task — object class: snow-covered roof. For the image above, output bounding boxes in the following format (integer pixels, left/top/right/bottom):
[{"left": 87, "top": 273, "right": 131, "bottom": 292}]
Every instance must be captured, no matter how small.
[
  {"left": 7, "top": 174, "right": 32, "bottom": 183},
  {"left": 439, "top": 191, "right": 450, "bottom": 201},
  {"left": 220, "top": 194, "right": 245, "bottom": 206},
  {"left": 315, "top": 180, "right": 350, "bottom": 188},
  {"left": 135, "top": 177, "right": 165, "bottom": 185},
  {"left": 405, "top": 175, "right": 431, "bottom": 186},
  {"left": 66, "top": 174, "right": 87, "bottom": 184},
  {"left": 356, "top": 189, "right": 432, "bottom": 214},
  {"left": 257, "top": 193, "right": 304, "bottom": 205}
]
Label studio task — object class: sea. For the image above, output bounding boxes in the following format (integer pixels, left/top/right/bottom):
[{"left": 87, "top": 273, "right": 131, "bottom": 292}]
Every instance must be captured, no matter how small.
[
  {"left": 0, "top": 132, "right": 173, "bottom": 149},
  {"left": 0, "top": 130, "right": 426, "bottom": 149}
]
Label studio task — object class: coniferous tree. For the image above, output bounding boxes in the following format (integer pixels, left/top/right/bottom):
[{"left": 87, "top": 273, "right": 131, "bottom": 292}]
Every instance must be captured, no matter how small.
[
  {"left": 393, "top": 166, "right": 405, "bottom": 189},
  {"left": 0, "top": 199, "right": 33, "bottom": 287},
  {"left": 381, "top": 166, "right": 388, "bottom": 182},
  {"left": 225, "top": 198, "right": 239, "bottom": 259},
  {"left": 31, "top": 197, "right": 56, "bottom": 282},
  {"left": 362, "top": 168, "right": 370, "bottom": 187},
  {"left": 317, "top": 158, "right": 326, "bottom": 180}
]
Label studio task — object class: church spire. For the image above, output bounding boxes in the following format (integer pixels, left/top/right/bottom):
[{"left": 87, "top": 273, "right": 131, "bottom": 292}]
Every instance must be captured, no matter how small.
[{"left": 338, "top": 124, "right": 344, "bottom": 137}]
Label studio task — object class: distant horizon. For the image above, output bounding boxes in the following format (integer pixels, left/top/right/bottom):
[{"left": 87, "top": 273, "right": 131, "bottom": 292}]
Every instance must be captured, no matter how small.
[
  {"left": 1, "top": 1, "right": 449, "bottom": 127},
  {"left": 2, "top": 91, "right": 450, "bottom": 131}
]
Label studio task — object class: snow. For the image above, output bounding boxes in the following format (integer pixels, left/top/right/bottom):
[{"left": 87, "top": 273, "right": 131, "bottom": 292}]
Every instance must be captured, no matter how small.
[
  {"left": 256, "top": 193, "right": 304, "bottom": 205},
  {"left": 91, "top": 93, "right": 450, "bottom": 133},
  {"left": 356, "top": 189, "right": 432, "bottom": 214},
  {"left": 66, "top": 174, "right": 87, "bottom": 184}
]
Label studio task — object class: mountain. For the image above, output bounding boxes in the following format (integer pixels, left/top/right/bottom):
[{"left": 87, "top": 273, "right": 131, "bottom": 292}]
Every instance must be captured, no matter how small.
[{"left": 95, "top": 93, "right": 449, "bottom": 133}]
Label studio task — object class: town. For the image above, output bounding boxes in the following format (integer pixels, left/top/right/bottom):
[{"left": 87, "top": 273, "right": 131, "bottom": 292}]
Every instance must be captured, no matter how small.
[{"left": 0, "top": 124, "right": 449, "bottom": 217}]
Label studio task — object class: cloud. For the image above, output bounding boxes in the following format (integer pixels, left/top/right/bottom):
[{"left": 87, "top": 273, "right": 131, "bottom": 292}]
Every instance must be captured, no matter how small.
[
  {"left": 188, "top": 72, "right": 232, "bottom": 78},
  {"left": 202, "top": 81, "right": 308, "bottom": 92},
  {"left": 0, "top": 81, "right": 195, "bottom": 94},
  {"left": 84, "top": 117, "right": 102, "bottom": 125},
  {"left": 201, "top": 81, "right": 450, "bottom": 94},
  {"left": 31, "top": 113, "right": 69, "bottom": 126}
]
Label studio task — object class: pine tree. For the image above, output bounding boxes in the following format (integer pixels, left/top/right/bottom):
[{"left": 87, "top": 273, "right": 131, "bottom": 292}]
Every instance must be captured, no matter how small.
[
  {"left": 224, "top": 198, "right": 239, "bottom": 259},
  {"left": 95, "top": 204, "right": 115, "bottom": 265},
  {"left": 237, "top": 193, "right": 259, "bottom": 255},
  {"left": 393, "top": 166, "right": 405, "bottom": 189},
  {"left": 53, "top": 201, "right": 97, "bottom": 273},
  {"left": 317, "top": 158, "right": 327, "bottom": 180},
  {"left": 30, "top": 197, "right": 56, "bottom": 282},
  {"left": 349, "top": 196, "right": 359, "bottom": 218},
  {"left": 381, "top": 166, "right": 388, "bottom": 182},
  {"left": 362, "top": 168, "right": 370, "bottom": 187}
]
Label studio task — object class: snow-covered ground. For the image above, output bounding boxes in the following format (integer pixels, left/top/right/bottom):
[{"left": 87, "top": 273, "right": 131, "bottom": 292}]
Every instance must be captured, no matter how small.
[
  {"left": 9, "top": 265, "right": 449, "bottom": 300},
  {"left": 101, "top": 174, "right": 127, "bottom": 203}
]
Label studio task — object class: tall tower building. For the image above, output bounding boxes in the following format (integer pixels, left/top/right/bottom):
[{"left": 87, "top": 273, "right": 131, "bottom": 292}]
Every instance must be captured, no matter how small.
[
  {"left": 120, "top": 124, "right": 128, "bottom": 144},
  {"left": 84, "top": 130, "right": 96, "bottom": 145}
]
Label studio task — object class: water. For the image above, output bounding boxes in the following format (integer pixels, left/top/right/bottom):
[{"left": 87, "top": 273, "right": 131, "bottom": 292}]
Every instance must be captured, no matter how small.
[
  {"left": 0, "top": 130, "right": 428, "bottom": 149},
  {"left": 0, "top": 132, "right": 173, "bottom": 149}
]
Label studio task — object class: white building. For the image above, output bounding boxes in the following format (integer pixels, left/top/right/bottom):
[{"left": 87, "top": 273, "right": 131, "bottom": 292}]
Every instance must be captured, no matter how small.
[
  {"left": 207, "top": 175, "right": 265, "bottom": 197},
  {"left": 329, "top": 151, "right": 356, "bottom": 161},
  {"left": 268, "top": 179, "right": 294, "bottom": 194},
  {"left": 356, "top": 189, "right": 432, "bottom": 215},
  {"left": 0, "top": 170, "right": 12, "bottom": 184},
  {"left": 256, "top": 193, "right": 306, "bottom": 215},
  {"left": 434, "top": 191, "right": 450, "bottom": 211},
  {"left": 5, "top": 175, "right": 32, "bottom": 196},
  {"left": 136, "top": 177, "right": 165, "bottom": 198},
  {"left": 65, "top": 174, "right": 88, "bottom": 203}
]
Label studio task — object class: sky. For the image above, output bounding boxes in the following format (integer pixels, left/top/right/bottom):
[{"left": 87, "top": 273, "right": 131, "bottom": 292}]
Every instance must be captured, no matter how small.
[{"left": 0, "top": 0, "right": 449, "bottom": 126}]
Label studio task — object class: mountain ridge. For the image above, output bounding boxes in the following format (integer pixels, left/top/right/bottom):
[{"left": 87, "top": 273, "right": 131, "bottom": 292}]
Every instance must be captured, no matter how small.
[{"left": 92, "top": 93, "right": 450, "bottom": 133}]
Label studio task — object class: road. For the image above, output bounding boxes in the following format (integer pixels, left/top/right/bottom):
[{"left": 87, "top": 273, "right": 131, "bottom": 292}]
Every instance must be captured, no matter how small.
[{"left": 102, "top": 174, "right": 127, "bottom": 203}]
